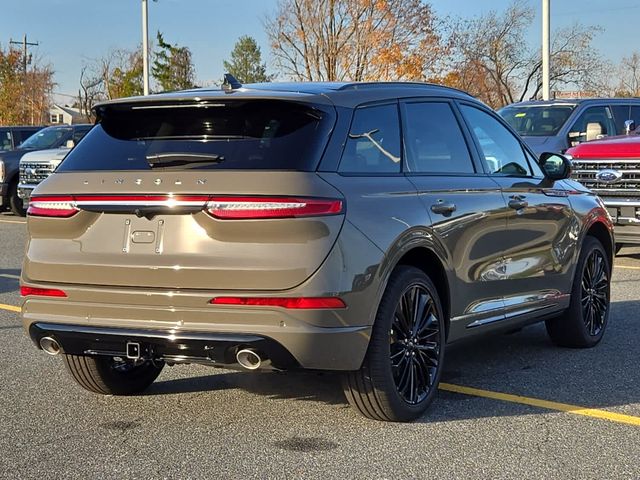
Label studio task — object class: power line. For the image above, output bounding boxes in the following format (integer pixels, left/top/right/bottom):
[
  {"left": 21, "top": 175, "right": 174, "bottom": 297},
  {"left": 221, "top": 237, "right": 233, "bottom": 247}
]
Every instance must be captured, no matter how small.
[{"left": 9, "top": 34, "right": 39, "bottom": 72}]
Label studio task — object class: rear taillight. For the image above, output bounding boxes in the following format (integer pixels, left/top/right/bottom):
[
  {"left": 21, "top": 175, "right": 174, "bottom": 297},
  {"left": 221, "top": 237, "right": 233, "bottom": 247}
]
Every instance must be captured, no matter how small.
[
  {"left": 27, "top": 195, "right": 344, "bottom": 219},
  {"left": 210, "top": 297, "right": 346, "bottom": 309},
  {"left": 27, "top": 196, "right": 79, "bottom": 218},
  {"left": 206, "top": 197, "right": 343, "bottom": 219},
  {"left": 20, "top": 286, "right": 67, "bottom": 297}
]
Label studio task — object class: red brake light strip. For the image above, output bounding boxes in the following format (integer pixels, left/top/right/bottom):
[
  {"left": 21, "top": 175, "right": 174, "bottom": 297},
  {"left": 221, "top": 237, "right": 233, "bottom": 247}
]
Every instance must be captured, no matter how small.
[{"left": 27, "top": 195, "right": 343, "bottom": 219}]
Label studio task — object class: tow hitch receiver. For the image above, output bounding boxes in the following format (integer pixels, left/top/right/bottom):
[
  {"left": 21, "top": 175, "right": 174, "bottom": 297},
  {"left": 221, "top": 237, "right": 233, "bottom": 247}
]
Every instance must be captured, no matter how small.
[{"left": 126, "top": 342, "right": 141, "bottom": 359}]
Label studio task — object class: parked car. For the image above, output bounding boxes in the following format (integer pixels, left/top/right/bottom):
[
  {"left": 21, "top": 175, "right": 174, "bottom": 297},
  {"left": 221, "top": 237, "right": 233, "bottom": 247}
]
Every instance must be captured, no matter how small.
[
  {"left": 498, "top": 98, "right": 640, "bottom": 155},
  {"left": 0, "top": 125, "right": 44, "bottom": 152},
  {"left": 0, "top": 124, "right": 92, "bottom": 215},
  {"left": 21, "top": 81, "right": 614, "bottom": 422},
  {"left": 18, "top": 125, "right": 92, "bottom": 204},
  {"left": 567, "top": 134, "right": 640, "bottom": 251}
]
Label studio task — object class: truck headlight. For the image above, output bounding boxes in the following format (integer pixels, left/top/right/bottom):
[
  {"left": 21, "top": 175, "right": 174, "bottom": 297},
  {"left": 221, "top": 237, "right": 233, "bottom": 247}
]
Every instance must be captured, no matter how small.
[{"left": 0, "top": 160, "right": 4, "bottom": 183}]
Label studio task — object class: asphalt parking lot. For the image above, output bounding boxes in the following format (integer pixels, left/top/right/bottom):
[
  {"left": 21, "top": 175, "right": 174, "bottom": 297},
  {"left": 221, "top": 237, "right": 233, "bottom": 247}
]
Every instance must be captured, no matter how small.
[{"left": 1, "top": 212, "right": 639, "bottom": 479}]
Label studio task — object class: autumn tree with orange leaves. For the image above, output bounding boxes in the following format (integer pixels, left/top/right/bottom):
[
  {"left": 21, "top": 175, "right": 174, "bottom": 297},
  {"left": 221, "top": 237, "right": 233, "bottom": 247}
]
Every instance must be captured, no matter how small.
[
  {"left": 0, "top": 45, "right": 54, "bottom": 126},
  {"left": 266, "top": 0, "right": 448, "bottom": 82}
]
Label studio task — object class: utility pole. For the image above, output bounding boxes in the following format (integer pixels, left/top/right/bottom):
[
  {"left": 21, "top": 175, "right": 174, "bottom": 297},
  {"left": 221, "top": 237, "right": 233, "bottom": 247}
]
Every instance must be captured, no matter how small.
[
  {"left": 142, "top": 0, "right": 150, "bottom": 95},
  {"left": 542, "top": 0, "right": 551, "bottom": 100},
  {"left": 9, "top": 34, "right": 39, "bottom": 73}
]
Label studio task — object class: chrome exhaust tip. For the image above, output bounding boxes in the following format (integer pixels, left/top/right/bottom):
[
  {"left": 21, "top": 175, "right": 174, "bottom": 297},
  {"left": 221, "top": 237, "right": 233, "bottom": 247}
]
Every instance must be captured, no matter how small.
[
  {"left": 39, "top": 336, "right": 61, "bottom": 356},
  {"left": 236, "top": 349, "right": 262, "bottom": 370}
]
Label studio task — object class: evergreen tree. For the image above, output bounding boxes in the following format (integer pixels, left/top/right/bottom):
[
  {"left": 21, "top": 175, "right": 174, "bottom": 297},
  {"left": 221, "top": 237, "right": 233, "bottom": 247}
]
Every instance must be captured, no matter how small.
[
  {"left": 223, "top": 36, "right": 271, "bottom": 84},
  {"left": 152, "top": 32, "right": 195, "bottom": 91}
]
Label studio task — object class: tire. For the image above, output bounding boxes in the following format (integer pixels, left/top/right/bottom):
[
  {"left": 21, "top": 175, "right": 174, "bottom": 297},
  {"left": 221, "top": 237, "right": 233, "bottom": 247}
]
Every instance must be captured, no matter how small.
[
  {"left": 342, "top": 266, "right": 446, "bottom": 422},
  {"left": 8, "top": 179, "right": 25, "bottom": 217},
  {"left": 545, "top": 236, "right": 611, "bottom": 348},
  {"left": 63, "top": 354, "right": 164, "bottom": 395}
]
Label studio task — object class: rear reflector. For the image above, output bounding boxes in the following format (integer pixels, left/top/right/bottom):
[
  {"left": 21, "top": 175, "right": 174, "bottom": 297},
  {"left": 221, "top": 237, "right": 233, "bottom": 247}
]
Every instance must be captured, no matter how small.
[
  {"left": 210, "top": 297, "right": 346, "bottom": 309},
  {"left": 206, "top": 197, "right": 343, "bottom": 219},
  {"left": 27, "top": 196, "right": 79, "bottom": 218},
  {"left": 20, "top": 286, "right": 67, "bottom": 298}
]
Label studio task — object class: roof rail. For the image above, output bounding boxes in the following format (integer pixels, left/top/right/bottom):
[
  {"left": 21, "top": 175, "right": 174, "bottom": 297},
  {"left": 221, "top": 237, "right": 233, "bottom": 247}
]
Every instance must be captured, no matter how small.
[{"left": 336, "top": 81, "right": 474, "bottom": 97}]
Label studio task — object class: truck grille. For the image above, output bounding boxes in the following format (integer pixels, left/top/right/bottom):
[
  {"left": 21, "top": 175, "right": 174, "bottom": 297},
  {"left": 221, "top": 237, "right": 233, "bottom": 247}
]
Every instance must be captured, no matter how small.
[
  {"left": 571, "top": 159, "right": 640, "bottom": 196},
  {"left": 19, "top": 162, "right": 56, "bottom": 185}
]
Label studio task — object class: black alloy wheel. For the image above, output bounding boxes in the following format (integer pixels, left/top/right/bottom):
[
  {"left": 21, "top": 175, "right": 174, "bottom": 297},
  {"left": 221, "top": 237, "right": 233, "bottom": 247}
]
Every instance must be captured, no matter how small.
[
  {"left": 546, "top": 236, "right": 611, "bottom": 348},
  {"left": 343, "top": 266, "right": 446, "bottom": 422},
  {"left": 580, "top": 249, "right": 608, "bottom": 337},
  {"left": 390, "top": 284, "right": 441, "bottom": 405}
]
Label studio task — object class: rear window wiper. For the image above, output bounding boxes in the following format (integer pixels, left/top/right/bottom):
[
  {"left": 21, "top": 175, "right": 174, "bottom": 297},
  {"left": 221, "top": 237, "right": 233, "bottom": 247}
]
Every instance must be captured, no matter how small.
[{"left": 145, "top": 152, "right": 225, "bottom": 168}]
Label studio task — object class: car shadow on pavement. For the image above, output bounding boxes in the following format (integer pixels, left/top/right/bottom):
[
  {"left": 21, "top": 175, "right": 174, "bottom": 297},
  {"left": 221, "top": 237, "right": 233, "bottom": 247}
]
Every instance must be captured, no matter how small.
[
  {"left": 0, "top": 268, "right": 20, "bottom": 294},
  {"left": 148, "top": 369, "right": 347, "bottom": 405},
  {"left": 148, "top": 299, "right": 640, "bottom": 421}
]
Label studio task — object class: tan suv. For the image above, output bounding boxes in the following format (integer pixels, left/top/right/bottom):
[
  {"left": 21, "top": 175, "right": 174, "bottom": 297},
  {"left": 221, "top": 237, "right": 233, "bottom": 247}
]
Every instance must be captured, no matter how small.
[{"left": 21, "top": 80, "right": 614, "bottom": 421}]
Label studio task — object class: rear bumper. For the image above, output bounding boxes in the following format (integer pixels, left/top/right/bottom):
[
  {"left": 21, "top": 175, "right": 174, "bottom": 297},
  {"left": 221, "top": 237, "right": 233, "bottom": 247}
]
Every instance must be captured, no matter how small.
[
  {"left": 29, "top": 322, "right": 300, "bottom": 369},
  {"left": 22, "top": 295, "right": 372, "bottom": 371},
  {"left": 601, "top": 198, "right": 640, "bottom": 245}
]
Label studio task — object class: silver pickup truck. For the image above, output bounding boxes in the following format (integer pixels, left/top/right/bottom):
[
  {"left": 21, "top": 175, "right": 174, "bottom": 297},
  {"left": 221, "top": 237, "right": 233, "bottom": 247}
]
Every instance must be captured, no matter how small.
[{"left": 18, "top": 125, "right": 92, "bottom": 203}]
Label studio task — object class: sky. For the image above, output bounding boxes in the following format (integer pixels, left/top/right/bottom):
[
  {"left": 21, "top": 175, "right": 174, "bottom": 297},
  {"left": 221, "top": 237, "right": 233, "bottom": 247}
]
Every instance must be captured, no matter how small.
[{"left": 2, "top": 0, "right": 640, "bottom": 104}]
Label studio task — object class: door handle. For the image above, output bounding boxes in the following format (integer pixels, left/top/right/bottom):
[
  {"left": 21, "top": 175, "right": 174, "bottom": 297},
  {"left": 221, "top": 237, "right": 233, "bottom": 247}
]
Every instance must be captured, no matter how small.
[
  {"left": 508, "top": 196, "right": 528, "bottom": 210},
  {"left": 430, "top": 200, "right": 457, "bottom": 215}
]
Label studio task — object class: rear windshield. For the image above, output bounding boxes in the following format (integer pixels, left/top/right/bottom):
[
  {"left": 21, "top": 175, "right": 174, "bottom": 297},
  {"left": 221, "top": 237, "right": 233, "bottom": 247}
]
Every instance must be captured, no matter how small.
[
  {"left": 498, "top": 104, "right": 576, "bottom": 137},
  {"left": 58, "top": 100, "right": 335, "bottom": 172}
]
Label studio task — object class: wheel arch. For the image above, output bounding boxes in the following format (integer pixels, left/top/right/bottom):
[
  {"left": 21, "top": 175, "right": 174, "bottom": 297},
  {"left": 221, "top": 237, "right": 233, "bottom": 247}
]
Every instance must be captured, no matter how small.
[
  {"left": 585, "top": 220, "right": 614, "bottom": 268},
  {"left": 393, "top": 246, "right": 451, "bottom": 340}
]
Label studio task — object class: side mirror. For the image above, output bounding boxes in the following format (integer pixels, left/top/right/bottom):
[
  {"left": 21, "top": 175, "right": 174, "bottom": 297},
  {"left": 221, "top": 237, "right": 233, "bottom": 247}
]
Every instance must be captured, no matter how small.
[
  {"left": 585, "top": 122, "right": 603, "bottom": 142},
  {"left": 539, "top": 152, "right": 572, "bottom": 181},
  {"left": 65, "top": 139, "right": 75, "bottom": 149},
  {"left": 624, "top": 119, "right": 636, "bottom": 135}
]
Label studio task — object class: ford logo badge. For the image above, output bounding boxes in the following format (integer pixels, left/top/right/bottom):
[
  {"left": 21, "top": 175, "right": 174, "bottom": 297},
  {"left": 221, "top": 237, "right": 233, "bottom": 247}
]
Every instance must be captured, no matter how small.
[{"left": 595, "top": 169, "right": 623, "bottom": 184}]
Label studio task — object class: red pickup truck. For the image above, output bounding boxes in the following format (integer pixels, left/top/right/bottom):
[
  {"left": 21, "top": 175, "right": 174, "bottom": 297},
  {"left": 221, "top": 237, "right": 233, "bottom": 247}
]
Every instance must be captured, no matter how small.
[{"left": 567, "top": 135, "right": 640, "bottom": 251}]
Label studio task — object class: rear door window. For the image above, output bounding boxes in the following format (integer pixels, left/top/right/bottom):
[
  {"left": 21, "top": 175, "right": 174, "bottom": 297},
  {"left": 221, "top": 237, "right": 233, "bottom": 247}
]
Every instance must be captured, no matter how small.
[
  {"left": 402, "top": 102, "right": 475, "bottom": 174},
  {"left": 568, "top": 106, "right": 616, "bottom": 143},
  {"left": 631, "top": 106, "right": 640, "bottom": 132},
  {"left": 58, "top": 100, "right": 335, "bottom": 172},
  {"left": 610, "top": 105, "right": 632, "bottom": 134},
  {"left": 72, "top": 126, "right": 92, "bottom": 143},
  {"left": 339, "top": 104, "right": 401, "bottom": 174}
]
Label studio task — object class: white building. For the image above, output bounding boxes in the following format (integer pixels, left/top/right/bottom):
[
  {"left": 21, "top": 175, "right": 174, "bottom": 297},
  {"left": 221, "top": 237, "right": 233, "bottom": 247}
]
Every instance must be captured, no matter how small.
[{"left": 48, "top": 104, "right": 89, "bottom": 125}]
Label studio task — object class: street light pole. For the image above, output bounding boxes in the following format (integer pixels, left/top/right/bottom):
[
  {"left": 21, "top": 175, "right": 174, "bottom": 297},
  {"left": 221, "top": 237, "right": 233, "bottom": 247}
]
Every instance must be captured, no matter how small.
[
  {"left": 542, "top": 0, "right": 550, "bottom": 100},
  {"left": 142, "top": 0, "right": 150, "bottom": 95}
]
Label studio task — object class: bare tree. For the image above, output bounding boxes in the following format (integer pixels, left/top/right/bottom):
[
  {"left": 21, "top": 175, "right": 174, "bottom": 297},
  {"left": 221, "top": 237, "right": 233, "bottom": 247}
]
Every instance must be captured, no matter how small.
[
  {"left": 616, "top": 52, "right": 640, "bottom": 96},
  {"left": 77, "top": 65, "right": 105, "bottom": 122},
  {"left": 265, "top": 0, "right": 446, "bottom": 82},
  {"left": 444, "top": 0, "right": 606, "bottom": 108}
]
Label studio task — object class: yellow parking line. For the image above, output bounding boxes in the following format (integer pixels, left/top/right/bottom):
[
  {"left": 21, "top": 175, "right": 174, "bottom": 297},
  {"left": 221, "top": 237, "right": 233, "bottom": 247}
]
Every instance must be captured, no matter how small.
[
  {"left": 0, "top": 303, "right": 21, "bottom": 313},
  {"left": 616, "top": 265, "right": 640, "bottom": 270},
  {"left": 1, "top": 293, "right": 638, "bottom": 425},
  {"left": 439, "top": 382, "right": 640, "bottom": 427}
]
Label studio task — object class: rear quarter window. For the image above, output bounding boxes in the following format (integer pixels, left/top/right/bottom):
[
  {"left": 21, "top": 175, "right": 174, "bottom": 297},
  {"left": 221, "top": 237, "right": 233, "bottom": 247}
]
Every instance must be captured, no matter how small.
[{"left": 58, "top": 100, "right": 335, "bottom": 172}]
